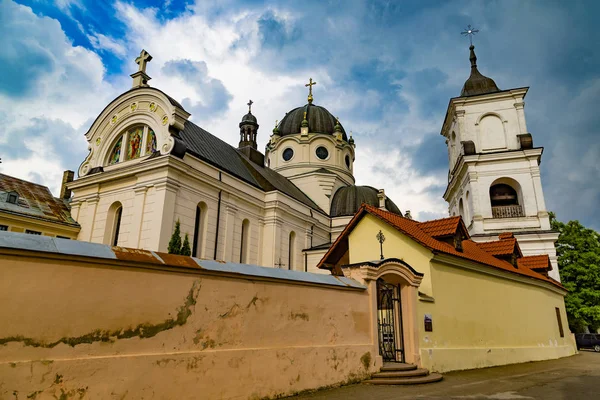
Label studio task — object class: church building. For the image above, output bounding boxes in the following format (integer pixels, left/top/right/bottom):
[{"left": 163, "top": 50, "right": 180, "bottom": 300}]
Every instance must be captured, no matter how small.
[
  {"left": 67, "top": 44, "right": 559, "bottom": 280},
  {"left": 68, "top": 51, "right": 401, "bottom": 273}
]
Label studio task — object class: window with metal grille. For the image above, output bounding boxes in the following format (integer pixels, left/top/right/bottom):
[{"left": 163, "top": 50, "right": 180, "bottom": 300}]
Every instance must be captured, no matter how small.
[{"left": 25, "top": 230, "right": 42, "bottom": 235}]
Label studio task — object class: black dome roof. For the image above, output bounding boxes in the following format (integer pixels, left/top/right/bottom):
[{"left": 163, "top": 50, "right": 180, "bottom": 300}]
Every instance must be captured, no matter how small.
[
  {"left": 461, "top": 45, "right": 500, "bottom": 97},
  {"left": 330, "top": 185, "right": 402, "bottom": 217},
  {"left": 241, "top": 112, "right": 257, "bottom": 124},
  {"left": 278, "top": 103, "right": 347, "bottom": 141}
]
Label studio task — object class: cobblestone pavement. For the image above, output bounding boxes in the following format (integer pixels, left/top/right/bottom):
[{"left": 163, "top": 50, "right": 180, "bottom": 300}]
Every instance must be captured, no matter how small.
[{"left": 289, "top": 351, "right": 600, "bottom": 399}]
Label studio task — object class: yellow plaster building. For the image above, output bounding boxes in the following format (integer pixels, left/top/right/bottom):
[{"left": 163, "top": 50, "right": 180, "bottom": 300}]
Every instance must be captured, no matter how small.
[
  {"left": 0, "top": 173, "right": 80, "bottom": 239},
  {"left": 319, "top": 205, "right": 575, "bottom": 373}
]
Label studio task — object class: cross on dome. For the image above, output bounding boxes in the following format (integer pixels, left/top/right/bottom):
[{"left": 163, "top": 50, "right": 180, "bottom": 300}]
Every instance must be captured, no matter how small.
[
  {"left": 461, "top": 25, "right": 479, "bottom": 46},
  {"left": 247, "top": 99, "right": 253, "bottom": 113},
  {"left": 305, "top": 78, "right": 317, "bottom": 104}
]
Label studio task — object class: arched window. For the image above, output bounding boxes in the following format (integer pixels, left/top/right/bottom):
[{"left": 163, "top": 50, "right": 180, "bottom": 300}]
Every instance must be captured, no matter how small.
[
  {"left": 288, "top": 231, "right": 296, "bottom": 270},
  {"left": 490, "top": 180, "right": 523, "bottom": 218},
  {"left": 490, "top": 184, "right": 519, "bottom": 207},
  {"left": 192, "top": 202, "right": 208, "bottom": 258},
  {"left": 105, "top": 202, "right": 123, "bottom": 246},
  {"left": 240, "top": 219, "right": 250, "bottom": 263},
  {"left": 459, "top": 198, "right": 464, "bottom": 220},
  {"left": 106, "top": 125, "right": 157, "bottom": 166}
]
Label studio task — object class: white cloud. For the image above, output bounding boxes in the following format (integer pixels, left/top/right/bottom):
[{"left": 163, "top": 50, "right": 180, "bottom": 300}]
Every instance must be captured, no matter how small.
[
  {"left": 0, "top": 0, "right": 118, "bottom": 195},
  {"left": 87, "top": 31, "right": 127, "bottom": 57}
]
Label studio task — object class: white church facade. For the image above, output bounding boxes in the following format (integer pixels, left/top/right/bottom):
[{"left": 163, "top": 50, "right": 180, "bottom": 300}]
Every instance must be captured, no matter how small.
[{"left": 67, "top": 46, "right": 560, "bottom": 280}]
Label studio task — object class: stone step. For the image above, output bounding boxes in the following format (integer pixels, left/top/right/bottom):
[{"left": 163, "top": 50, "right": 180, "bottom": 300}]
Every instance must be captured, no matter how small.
[
  {"left": 364, "top": 373, "right": 443, "bottom": 385},
  {"left": 371, "top": 368, "right": 430, "bottom": 379},
  {"left": 380, "top": 363, "right": 417, "bottom": 372}
]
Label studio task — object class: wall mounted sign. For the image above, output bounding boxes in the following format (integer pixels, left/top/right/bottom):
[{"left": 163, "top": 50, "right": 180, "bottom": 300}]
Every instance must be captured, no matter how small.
[{"left": 424, "top": 314, "right": 433, "bottom": 332}]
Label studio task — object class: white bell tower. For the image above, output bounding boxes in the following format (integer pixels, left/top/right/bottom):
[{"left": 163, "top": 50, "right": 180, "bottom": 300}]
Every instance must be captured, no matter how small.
[{"left": 441, "top": 44, "right": 560, "bottom": 281}]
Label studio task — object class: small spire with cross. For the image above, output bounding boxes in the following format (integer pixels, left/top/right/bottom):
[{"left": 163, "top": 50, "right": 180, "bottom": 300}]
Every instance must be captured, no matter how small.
[
  {"left": 131, "top": 49, "right": 153, "bottom": 88},
  {"left": 247, "top": 99, "right": 253, "bottom": 113},
  {"left": 376, "top": 230, "right": 386, "bottom": 260},
  {"left": 305, "top": 78, "right": 317, "bottom": 104},
  {"left": 461, "top": 24, "right": 479, "bottom": 46}
]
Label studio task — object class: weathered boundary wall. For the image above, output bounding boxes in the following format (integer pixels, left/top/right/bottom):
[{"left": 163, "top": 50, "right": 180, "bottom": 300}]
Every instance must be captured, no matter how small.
[{"left": 0, "top": 233, "right": 376, "bottom": 399}]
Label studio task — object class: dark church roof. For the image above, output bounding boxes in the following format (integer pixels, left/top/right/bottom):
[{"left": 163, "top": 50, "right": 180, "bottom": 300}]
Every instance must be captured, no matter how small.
[
  {"left": 177, "top": 120, "right": 324, "bottom": 214},
  {"left": 460, "top": 45, "right": 500, "bottom": 97},
  {"left": 330, "top": 185, "right": 402, "bottom": 217},
  {"left": 278, "top": 103, "right": 348, "bottom": 141}
]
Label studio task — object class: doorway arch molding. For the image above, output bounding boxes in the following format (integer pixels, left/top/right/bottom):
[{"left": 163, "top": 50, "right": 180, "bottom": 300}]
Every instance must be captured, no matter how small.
[{"left": 348, "top": 258, "right": 424, "bottom": 287}]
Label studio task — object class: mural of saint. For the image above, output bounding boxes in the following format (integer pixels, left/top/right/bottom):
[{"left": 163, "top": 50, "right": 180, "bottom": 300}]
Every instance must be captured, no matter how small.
[
  {"left": 108, "top": 137, "right": 122, "bottom": 165},
  {"left": 146, "top": 130, "right": 157, "bottom": 154},
  {"left": 127, "top": 127, "right": 143, "bottom": 160}
]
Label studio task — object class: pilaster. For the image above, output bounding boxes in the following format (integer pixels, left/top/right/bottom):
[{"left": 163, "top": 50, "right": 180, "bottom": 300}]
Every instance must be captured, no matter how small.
[
  {"left": 222, "top": 202, "right": 238, "bottom": 262},
  {"left": 77, "top": 196, "right": 99, "bottom": 242},
  {"left": 128, "top": 185, "right": 149, "bottom": 249},
  {"left": 153, "top": 179, "right": 179, "bottom": 252},
  {"left": 514, "top": 101, "right": 528, "bottom": 134}
]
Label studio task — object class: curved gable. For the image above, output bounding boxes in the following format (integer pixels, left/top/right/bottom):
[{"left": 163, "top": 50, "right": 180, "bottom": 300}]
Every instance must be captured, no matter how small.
[{"left": 78, "top": 87, "right": 190, "bottom": 177}]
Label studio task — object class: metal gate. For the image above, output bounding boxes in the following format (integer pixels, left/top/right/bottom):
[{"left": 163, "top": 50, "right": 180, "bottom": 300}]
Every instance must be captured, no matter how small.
[{"left": 376, "top": 279, "right": 404, "bottom": 362}]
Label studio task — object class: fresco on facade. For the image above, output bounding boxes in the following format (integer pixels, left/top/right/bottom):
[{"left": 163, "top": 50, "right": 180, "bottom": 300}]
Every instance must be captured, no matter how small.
[
  {"left": 127, "top": 127, "right": 143, "bottom": 160},
  {"left": 146, "top": 129, "right": 157, "bottom": 154},
  {"left": 108, "top": 136, "right": 122, "bottom": 165}
]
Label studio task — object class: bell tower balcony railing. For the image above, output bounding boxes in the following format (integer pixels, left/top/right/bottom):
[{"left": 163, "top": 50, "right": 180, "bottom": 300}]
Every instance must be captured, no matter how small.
[{"left": 492, "top": 205, "right": 524, "bottom": 218}]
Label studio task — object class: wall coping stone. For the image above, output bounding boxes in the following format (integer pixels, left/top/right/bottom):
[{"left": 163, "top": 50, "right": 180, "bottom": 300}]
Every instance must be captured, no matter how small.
[{"left": 0, "top": 231, "right": 365, "bottom": 290}]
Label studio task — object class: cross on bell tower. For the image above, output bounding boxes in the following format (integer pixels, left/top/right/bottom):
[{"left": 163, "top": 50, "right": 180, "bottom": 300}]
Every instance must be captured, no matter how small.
[{"left": 131, "top": 49, "right": 153, "bottom": 88}]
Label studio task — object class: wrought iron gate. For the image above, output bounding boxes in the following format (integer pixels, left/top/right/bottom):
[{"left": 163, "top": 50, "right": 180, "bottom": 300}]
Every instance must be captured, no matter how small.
[{"left": 376, "top": 279, "right": 404, "bottom": 362}]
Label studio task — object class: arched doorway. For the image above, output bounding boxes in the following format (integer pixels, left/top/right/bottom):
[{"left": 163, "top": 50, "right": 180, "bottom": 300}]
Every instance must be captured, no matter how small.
[
  {"left": 343, "top": 259, "right": 424, "bottom": 366},
  {"left": 377, "top": 278, "right": 404, "bottom": 362}
]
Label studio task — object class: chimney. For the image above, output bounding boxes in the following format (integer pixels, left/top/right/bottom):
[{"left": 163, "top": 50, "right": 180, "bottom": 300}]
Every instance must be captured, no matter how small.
[
  {"left": 60, "top": 170, "right": 75, "bottom": 200},
  {"left": 405, "top": 210, "right": 412, "bottom": 220},
  {"left": 377, "top": 189, "right": 387, "bottom": 210}
]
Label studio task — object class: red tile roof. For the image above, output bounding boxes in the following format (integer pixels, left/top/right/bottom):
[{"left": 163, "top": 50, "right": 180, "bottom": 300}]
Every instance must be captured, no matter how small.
[
  {"left": 499, "top": 232, "right": 515, "bottom": 239},
  {"left": 477, "top": 238, "right": 518, "bottom": 256},
  {"left": 417, "top": 216, "right": 462, "bottom": 237},
  {"left": 518, "top": 255, "right": 552, "bottom": 271},
  {"left": 318, "top": 204, "right": 563, "bottom": 289}
]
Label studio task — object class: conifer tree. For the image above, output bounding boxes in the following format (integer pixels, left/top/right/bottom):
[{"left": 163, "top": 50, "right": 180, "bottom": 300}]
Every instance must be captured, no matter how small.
[
  {"left": 168, "top": 219, "right": 183, "bottom": 254},
  {"left": 181, "top": 233, "right": 191, "bottom": 256}
]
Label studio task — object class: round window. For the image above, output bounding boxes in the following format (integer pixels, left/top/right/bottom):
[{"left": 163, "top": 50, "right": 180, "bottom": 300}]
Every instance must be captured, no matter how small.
[
  {"left": 282, "top": 148, "right": 294, "bottom": 161},
  {"left": 315, "top": 146, "right": 329, "bottom": 160},
  {"left": 345, "top": 154, "right": 351, "bottom": 168}
]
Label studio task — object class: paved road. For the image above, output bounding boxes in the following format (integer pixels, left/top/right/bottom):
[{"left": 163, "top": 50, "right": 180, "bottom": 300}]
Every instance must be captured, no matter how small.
[{"left": 289, "top": 351, "right": 600, "bottom": 399}]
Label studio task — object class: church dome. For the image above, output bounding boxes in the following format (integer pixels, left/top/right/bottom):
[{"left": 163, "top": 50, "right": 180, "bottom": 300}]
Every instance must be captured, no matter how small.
[
  {"left": 461, "top": 45, "right": 500, "bottom": 97},
  {"left": 278, "top": 103, "right": 348, "bottom": 141},
  {"left": 330, "top": 185, "right": 402, "bottom": 217},
  {"left": 240, "top": 112, "right": 257, "bottom": 125}
]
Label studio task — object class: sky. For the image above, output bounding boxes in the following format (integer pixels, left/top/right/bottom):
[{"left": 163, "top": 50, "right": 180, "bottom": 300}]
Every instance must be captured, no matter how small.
[{"left": 1, "top": 0, "right": 599, "bottom": 230}]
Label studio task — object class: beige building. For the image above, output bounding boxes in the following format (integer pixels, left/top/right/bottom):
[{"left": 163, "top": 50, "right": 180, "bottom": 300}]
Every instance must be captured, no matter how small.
[{"left": 0, "top": 172, "right": 80, "bottom": 239}]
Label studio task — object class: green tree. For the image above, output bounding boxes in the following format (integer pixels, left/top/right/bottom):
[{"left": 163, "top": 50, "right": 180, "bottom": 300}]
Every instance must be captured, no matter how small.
[
  {"left": 181, "top": 233, "right": 191, "bottom": 256},
  {"left": 550, "top": 212, "right": 600, "bottom": 332},
  {"left": 168, "top": 219, "right": 183, "bottom": 254}
]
